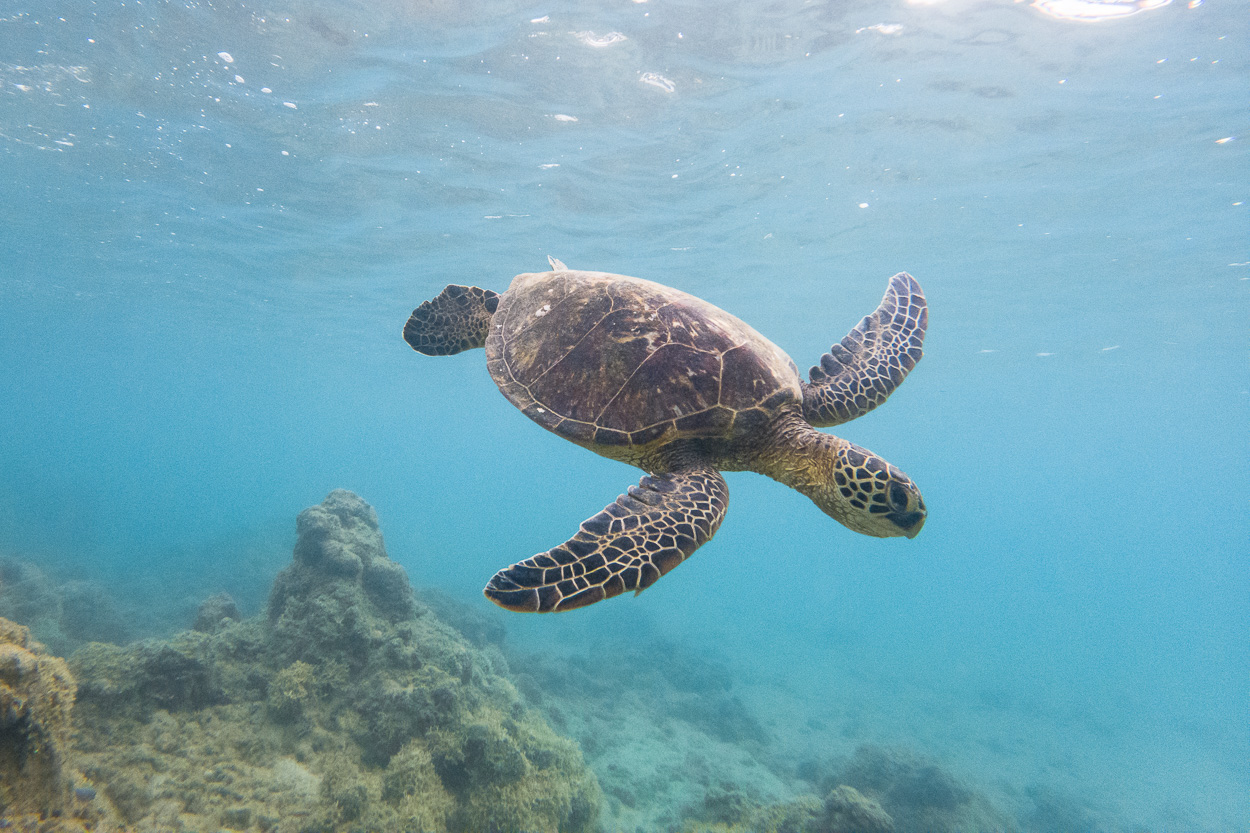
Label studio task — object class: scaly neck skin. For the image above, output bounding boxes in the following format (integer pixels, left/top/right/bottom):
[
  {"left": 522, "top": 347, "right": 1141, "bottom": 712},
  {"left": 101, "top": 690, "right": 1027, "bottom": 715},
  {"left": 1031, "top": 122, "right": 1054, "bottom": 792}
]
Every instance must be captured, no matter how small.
[
  {"left": 655, "top": 408, "right": 925, "bottom": 539},
  {"left": 747, "top": 408, "right": 882, "bottom": 537},
  {"left": 746, "top": 408, "right": 926, "bottom": 539},
  {"left": 749, "top": 409, "right": 845, "bottom": 497}
]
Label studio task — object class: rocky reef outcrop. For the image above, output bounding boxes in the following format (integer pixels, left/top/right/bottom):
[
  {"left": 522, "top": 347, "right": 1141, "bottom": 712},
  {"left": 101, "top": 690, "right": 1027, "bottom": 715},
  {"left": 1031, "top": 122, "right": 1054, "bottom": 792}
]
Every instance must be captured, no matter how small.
[
  {"left": 0, "top": 559, "right": 132, "bottom": 656},
  {"left": 514, "top": 629, "right": 1016, "bottom": 833},
  {"left": 67, "top": 490, "right": 601, "bottom": 833},
  {"left": 677, "top": 743, "right": 1016, "bottom": 833},
  {"left": 0, "top": 617, "right": 120, "bottom": 831},
  {"left": 0, "top": 617, "right": 77, "bottom": 814},
  {"left": 679, "top": 782, "right": 896, "bottom": 833},
  {"left": 514, "top": 638, "right": 787, "bottom": 831},
  {"left": 835, "top": 744, "right": 1013, "bottom": 833},
  {"left": 821, "top": 784, "right": 895, "bottom": 833}
]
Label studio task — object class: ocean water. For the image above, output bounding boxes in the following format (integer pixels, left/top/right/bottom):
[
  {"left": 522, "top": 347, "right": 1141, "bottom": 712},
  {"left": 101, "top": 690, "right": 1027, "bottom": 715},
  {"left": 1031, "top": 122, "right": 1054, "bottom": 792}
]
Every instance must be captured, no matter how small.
[{"left": 1, "top": 0, "right": 1246, "bottom": 829}]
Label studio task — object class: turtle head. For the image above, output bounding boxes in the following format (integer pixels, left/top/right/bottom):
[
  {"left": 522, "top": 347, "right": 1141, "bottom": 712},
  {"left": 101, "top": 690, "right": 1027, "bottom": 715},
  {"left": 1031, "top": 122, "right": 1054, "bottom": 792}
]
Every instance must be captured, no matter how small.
[{"left": 806, "top": 439, "right": 926, "bottom": 539}]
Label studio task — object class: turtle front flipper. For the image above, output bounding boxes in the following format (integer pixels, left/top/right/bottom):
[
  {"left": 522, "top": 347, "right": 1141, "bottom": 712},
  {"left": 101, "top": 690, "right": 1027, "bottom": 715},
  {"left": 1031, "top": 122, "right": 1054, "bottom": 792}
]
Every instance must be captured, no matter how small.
[
  {"left": 403, "top": 284, "right": 499, "bottom": 356},
  {"left": 802, "top": 271, "right": 927, "bottom": 427},
  {"left": 484, "top": 466, "right": 729, "bottom": 612}
]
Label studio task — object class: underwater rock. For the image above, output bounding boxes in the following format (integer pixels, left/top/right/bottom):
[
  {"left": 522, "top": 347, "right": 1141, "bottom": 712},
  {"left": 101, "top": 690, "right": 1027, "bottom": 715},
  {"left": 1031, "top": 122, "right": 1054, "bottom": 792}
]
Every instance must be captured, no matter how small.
[
  {"left": 515, "top": 640, "right": 784, "bottom": 833},
  {"left": 660, "top": 738, "right": 1015, "bottom": 833},
  {"left": 822, "top": 785, "right": 894, "bottom": 833},
  {"left": 0, "top": 559, "right": 56, "bottom": 626},
  {"left": 0, "top": 618, "right": 125, "bottom": 832},
  {"left": 193, "top": 590, "right": 241, "bottom": 632},
  {"left": 57, "top": 580, "right": 132, "bottom": 647},
  {"left": 71, "top": 633, "right": 223, "bottom": 718},
  {"left": 0, "top": 559, "right": 132, "bottom": 656},
  {"left": 0, "top": 617, "right": 77, "bottom": 813},
  {"left": 272, "top": 488, "right": 414, "bottom": 621},
  {"left": 680, "top": 784, "right": 893, "bottom": 833},
  {"left": 266, "top": 489, "right": 416, "bottom": 669},
  {"left": 0, "top": 560, "right": 63, "bottom": 647},
  {"left": 694, "top": 782, "right": 773, "bottom": 826},
  {"left": 837, "top": 745, "right": 1015, "bottom": 833},
  {"left": 266, "top": 658, "right": 318, "bottom": 722},
  {"left": 380, "top": 740, "right": 455, "bottom": 829},
  {"left": 67, "top": 490, "right": 601, "bottom": 833}
]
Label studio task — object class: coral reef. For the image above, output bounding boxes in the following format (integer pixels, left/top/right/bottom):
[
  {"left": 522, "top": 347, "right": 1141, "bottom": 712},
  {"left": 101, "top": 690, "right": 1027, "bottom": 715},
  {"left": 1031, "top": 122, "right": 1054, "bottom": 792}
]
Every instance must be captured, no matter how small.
[
  {"left": 675, "top": 742, "right": 1021, "bottom": 833},
  {"left": 0, "top": 492, "right": 1035, "bottom": 833},
  {"left": 0, "top": 616, "right": 77, "bottom": 813},
  {"left": 679, "top": 784, "right": 894, "bottom": 833},
  {"left": 0, "top": 559, "right": 131, "bottom": 655},
  {"left": 67, "top": 490, "right": 601, "bottom": 833},
  {"left": 514, "top": 639, "right": 789, "bottom": 832},
  {"left": 836, "top": 744, "right": 1015, "bottom": 833},
  {"left": 0, "top": 617, "right": 121, "bottom": 832},
  {"left": 193, "top": 591, "right": 241, "bottom": 633},
  {"left": 822, "top": 785, "right": 894, "bottom": 833}
]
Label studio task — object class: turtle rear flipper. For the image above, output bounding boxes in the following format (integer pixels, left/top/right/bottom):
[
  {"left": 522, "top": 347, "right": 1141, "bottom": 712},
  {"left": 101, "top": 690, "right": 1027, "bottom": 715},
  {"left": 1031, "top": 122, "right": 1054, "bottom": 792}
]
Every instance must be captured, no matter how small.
[
  {"left": 403, "top": 284, "right": 499, "bottom": 356},
  {"left": 484, "top": 466, "right": 729, "bottom": 612},
  {"left": 802, "top": 271, "right": 927, "bottom": 427}
]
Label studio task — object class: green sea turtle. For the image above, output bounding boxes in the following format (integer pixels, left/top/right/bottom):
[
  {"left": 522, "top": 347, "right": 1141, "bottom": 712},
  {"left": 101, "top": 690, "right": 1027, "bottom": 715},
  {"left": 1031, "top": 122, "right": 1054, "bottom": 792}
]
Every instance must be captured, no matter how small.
[{"left": 404, "top": 258, "right": 927, "bottom": 613}]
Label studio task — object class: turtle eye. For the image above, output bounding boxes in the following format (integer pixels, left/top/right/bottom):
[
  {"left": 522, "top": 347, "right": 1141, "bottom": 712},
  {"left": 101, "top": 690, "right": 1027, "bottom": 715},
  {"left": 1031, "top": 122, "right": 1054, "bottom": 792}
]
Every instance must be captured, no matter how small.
[{"left": 888, "top": 482, "right": 910, "bottom": 511}]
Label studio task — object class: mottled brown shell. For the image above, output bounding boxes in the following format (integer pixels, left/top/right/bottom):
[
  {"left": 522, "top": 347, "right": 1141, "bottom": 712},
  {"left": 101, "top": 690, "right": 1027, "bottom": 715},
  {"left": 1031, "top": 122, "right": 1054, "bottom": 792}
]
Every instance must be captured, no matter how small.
[{"left": 484, "top": 269, "right": 801, "bottom": 453}]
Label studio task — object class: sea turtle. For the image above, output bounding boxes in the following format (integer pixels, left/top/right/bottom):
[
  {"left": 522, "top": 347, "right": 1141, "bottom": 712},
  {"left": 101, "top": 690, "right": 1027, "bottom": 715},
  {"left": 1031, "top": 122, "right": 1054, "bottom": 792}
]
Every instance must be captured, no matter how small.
[{"left": 403, "top": 258, "right": 928, "bottom": 613}]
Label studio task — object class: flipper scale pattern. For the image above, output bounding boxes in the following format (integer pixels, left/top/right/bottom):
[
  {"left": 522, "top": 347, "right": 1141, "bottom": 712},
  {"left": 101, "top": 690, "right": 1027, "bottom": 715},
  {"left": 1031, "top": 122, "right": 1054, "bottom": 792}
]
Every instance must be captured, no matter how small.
[
  {"left": 802, "top": 271, "right": 927, "bottom": 427},
  {"left": 403, "top": 284, "right": 499, "bottom": 356},
  {"left": 484, "top": 467, "right": 728, "bottom": 612}
]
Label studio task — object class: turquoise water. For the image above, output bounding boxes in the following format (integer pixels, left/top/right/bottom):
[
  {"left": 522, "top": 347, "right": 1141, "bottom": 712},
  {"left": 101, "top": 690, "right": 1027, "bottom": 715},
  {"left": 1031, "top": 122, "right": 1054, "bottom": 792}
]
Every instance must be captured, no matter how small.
[{"left": 1, "top": 0, "right": 1246, "bottom": 828}]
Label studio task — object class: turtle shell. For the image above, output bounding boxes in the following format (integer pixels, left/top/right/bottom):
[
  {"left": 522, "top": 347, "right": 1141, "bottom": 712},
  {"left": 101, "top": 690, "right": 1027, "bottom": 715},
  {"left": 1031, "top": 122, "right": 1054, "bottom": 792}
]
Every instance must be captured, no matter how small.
[{"left": 484, "top": 269, "right": 801, "bottom": 452}]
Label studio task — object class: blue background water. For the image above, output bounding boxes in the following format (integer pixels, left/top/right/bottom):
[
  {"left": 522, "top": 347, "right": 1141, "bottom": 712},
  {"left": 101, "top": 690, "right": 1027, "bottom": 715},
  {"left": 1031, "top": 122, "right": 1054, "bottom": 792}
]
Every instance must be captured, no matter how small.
[{"left": 1, "top": 0, "right": 1246, "bottom": 828}]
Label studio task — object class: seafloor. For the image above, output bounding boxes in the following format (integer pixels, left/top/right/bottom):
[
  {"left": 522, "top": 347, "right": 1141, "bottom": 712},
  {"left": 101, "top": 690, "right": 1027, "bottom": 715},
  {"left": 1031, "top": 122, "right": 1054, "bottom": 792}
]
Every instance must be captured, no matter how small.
[{"left": 1, "top": 491, "right": 1099, "bottom": 832}]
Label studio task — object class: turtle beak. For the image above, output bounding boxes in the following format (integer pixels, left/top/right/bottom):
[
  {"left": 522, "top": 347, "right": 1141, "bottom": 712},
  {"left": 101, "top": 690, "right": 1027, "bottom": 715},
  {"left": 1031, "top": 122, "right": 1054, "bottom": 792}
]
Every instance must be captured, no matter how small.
[{"left": 887, "top": 509, "right": 926, "bottom": 538}]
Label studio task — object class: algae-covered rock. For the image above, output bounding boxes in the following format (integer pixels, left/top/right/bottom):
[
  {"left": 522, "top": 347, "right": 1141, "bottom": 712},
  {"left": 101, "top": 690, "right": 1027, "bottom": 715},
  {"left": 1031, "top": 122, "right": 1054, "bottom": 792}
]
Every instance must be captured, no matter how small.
[
  {"left": 0, "top": 617, "right": 77, "bottom": 813},
  {"left": 68, "top": 490, "right": 601, "bottom": 833},
  {"left": 679, "top": 785, "right": 892, "bottom": 833},
  {"left": 0, "top": 559, "right": 131, "bottom": 655},
  {"left": 427, "top": 707, "right": 600, "bottom": 833},
  {"left": 70, "top": 631, "right": 223, "bottom": 718},
  {"left": 516, "top": 640, "right": 782, "bottom": 832},
  {"left": 822, "top": 785, "right": 894, "bottom": 833},
  {"left": 193, "top": 591, "right": 241, "bottom": 633},
  {"left": 270, "top": 489, "right": 414, "bottom": 626},
  {"left": 267, "top": 659, "right": 318, "bottom": 722},
  {"left": 0, "top": 617, "right": 122, "bottom": 832},
  {"left": 838, "top": 745, "right": 1014, "bottom": 833},
  {"left": 382, "top": 740, "right": 455, "bottom": 829},
  {"left": 684, "top": 746, "right": 1008, "bottom": 833}
]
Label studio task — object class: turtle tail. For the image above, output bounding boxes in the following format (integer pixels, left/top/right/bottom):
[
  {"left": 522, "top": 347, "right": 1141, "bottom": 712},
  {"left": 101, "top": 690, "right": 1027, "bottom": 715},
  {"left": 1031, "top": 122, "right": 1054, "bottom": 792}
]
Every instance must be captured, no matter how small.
[{"left": 403, "top": 285, "right": 499, "bottom": 356}]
